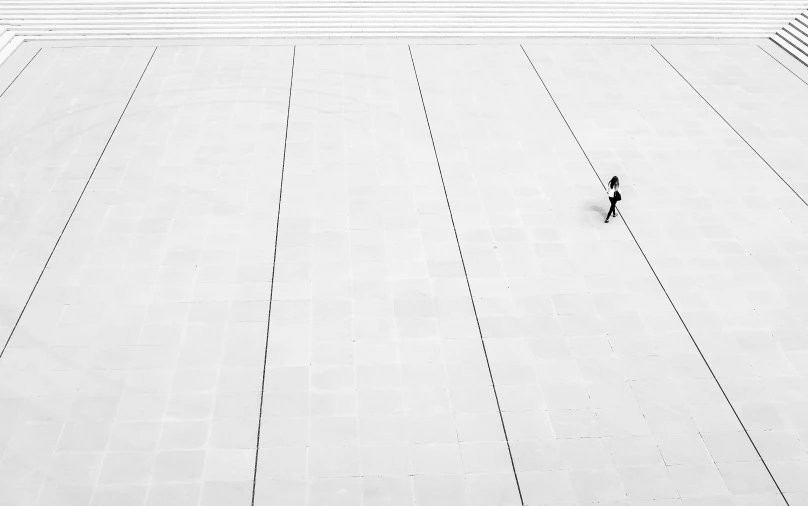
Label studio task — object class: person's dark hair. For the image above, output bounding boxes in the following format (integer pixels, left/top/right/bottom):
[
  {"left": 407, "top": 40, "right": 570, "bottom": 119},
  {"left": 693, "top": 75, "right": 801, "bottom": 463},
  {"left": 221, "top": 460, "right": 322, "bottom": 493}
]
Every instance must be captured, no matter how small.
[{"left": 609, "top": 176, "right": 619, "bottom": 189}]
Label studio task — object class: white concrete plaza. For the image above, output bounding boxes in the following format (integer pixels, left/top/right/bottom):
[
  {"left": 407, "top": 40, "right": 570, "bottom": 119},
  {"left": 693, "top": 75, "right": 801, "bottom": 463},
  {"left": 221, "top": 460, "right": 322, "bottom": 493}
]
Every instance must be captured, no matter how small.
[{"left": 0, "top": 42, "right": 807, "bottom": 506}]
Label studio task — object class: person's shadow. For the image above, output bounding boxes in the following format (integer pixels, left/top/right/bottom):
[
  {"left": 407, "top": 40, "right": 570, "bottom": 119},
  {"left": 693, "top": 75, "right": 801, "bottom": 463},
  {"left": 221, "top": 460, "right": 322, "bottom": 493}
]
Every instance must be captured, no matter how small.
[{"left": 590, "top": 204, "right": 606, "bottom": 215}]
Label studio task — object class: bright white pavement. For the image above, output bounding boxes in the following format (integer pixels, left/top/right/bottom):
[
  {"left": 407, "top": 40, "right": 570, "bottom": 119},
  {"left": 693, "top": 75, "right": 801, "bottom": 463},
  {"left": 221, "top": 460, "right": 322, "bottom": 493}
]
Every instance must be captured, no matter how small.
[{"left": 0, "top": 42, "right": 806, "bottom": 506}]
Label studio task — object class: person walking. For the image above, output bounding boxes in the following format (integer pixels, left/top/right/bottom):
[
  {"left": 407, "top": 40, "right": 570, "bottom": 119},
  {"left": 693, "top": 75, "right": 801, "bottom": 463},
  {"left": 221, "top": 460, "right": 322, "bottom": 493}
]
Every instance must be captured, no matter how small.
[{"left": 605, "top": 176, "right": 620, "bottom": 223}]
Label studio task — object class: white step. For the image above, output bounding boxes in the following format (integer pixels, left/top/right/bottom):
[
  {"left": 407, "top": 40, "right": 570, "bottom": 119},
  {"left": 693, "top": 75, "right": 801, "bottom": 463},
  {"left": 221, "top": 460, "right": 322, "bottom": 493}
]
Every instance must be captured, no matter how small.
[
  {"left": 3, "top": 11, "right": 800, "bottom": 18},
  {"left": 775, "top": 29, "right": 808, "bottom": 66},
  {"left": 1, "top": 0, "right": 806, "bottom": 70},
  {"left": 0, "top": 33, "right": 21, "bottom": 65},
  {"left": 0, "top": 31, "right": 14, "bottom": 52},
  {"left": 16, "top": 28, "right": 777, "bottom": 35},
  {"left": 784, "top": 22, "right": 808, "bottom": 48},
  {"left": 10, "top": 21, "right": 791, "bottom": 29}
]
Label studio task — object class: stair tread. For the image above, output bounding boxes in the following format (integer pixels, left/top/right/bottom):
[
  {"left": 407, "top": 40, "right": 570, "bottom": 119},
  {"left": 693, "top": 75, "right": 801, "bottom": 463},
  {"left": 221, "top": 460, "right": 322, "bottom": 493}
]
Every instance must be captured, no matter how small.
[
  {"left": 785, "top": 23, "right": 808, "bottom": 44},
  {"left": 1, "top": 0, "right": 805, "bottom": 70}
]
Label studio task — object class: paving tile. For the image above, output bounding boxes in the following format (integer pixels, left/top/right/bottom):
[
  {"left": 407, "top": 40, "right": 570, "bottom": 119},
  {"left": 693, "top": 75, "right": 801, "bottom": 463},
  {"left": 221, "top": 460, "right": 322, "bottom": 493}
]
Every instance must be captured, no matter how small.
[
  {"left": 37, "top": 484, "right": 95, "bottom": 506},
  {"left": 251, "top": 45, "right": 512, "bottom": 502},
  {"left": 253, "top": 478, "right": 306, "bottom": 505},
  {"left": 412, "top": 475, "right": 469, "bottom": 506},
  {"left": 749, "top": 430, "right": 808, "bottom": 461},
  {"left": 257, "top": 446, "right": 306, "bottom": 479},
  {"left": 199, "top": 482, "right": 252, "bottom": 506},
  {"left": 307, "top": 446, "right": 360, "bottom": 478},
  {"left": 152, "top": 450, "right": 205, "bottom": 483},
  {"left": 144, "top": 482, "right": 201, "bottom": 506},
  {"left": 522, "top": 43, "right": 800, "bottom": 504},
  {"left": 91, "top": 484, "right": 148, "bottom": 506},
  {"left": 716, "top": 461, "right": 780, "bottom": 495},
  {"left": 466, "top": 473, "right": 521, "bottom": 506},
  {"left": 655, "top": 45, "right": 808, "bottom": 207},
  {"left": 767, "top": 459, "right": 808, "bottom": 493},
  {"left": 656, "top": 434, "right": 714, "bottom": 465},
  {"left": 0, "top": 47, "right": 156, "bottom": 345},
  {"left": 668, "top": 464, "right": 730, "bottom": 498},
  {"left": 97, "top": 452, "right": 154, "bottom": 484},
  {"left": 202, "top": 449, "right": 255, "bottom": 482},
  {"left": 0, "top": 45, "right": 294, "bottom": 502},
  {"left": 459, "top": 441, "right": 514, "bottom": 473},
  {"left": 2, "top": 40, "right": 806, "bottom": 506},
  {"left": 309, "top": 477, "right": 362, "bottom": 506},
  {"left": 700, "top": 431, "right": 760, "bottom": 463},
  {"left": 411, "top": 43, "right": 764, "bottom": 505},
  {"left": 361, "top": 477, "right": 414, "bottom": 506},
  {"left": 618, "top": 465, "right": 679, "bottom": 500},
  {"left": 519, "top": 470, "right": 577, "bottom": 504},
  {"left": 568, "top": 468, "right": 627, "bottom": 502}
]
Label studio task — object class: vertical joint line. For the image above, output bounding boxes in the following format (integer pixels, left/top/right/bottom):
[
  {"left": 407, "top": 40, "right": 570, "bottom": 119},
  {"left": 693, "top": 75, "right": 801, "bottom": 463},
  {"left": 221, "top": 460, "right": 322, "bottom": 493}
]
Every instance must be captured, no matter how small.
[
  {"left": 252, "top": 45, "right": 296, "bottom": 505},
  {"left": 652, "top": 45, "right": 808, "bottom": 210},
  {"left": 0, "top": 46, "right": 158, "bottom": 361},
  {"left": 409, "top": 45, "right": 525, "bottom": 506},
  {"left": 522, "top": 44, "right": 790, "bottom": 506}
]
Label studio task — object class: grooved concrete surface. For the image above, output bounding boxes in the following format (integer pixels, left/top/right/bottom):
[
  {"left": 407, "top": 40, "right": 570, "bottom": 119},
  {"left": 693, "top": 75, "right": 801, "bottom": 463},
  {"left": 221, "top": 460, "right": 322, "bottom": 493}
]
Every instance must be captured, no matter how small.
[{"left": 0, "top": 42, "right": 807, "bottom": 506}]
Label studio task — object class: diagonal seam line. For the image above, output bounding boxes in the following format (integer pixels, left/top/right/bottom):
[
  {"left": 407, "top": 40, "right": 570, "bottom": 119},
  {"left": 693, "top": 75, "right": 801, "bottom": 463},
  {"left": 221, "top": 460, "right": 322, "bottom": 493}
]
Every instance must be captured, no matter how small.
[
  {"left": 653, "top": 44, "right": 808, "bottom": 210},
  {"left": 521, "top": 44, "right": 791, "bottom": 506},
  {"left": 759, "top": 43, "right": 808, "bottom": 87},
  {"left": 0, "top": 46, "right": 158, "bottom": 361},
  {"left": 251, "top": 44, "right": 296, "bottom": 506},
  {"left": 409, "top": 45, "right": 525, "bottom": 506},
  {"left": 0, "top": 46, "right": 41, "bottom": 98},
  {"left": 651, "top": 43, "right": 793, "bottom": 503}
]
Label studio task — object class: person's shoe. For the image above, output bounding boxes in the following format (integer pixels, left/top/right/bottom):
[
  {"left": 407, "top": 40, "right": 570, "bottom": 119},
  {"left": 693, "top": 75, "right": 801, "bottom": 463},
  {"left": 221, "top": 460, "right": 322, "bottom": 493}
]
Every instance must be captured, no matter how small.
[{"left": 604, "top": 219, "right": 609, "bottom": 223}]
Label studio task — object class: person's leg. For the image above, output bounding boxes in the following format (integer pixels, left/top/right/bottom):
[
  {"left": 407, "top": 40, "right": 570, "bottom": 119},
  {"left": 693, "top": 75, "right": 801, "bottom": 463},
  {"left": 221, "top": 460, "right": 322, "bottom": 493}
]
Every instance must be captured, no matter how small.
[{"left": 606, "top": 198, "right": 615, "bottom": 222}]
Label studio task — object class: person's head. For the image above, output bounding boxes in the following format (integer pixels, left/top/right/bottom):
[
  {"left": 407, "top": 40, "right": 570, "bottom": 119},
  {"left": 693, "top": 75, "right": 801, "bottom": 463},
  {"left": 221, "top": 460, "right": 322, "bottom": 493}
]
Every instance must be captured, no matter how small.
[{"left": 609, "top": 176, "right": 619, "bottom": 189}]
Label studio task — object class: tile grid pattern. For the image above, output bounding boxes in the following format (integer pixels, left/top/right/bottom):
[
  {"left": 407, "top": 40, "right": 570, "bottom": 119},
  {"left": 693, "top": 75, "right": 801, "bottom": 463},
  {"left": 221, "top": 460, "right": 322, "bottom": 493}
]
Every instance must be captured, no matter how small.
[
  {"left": 652, "top": 45, "right": 808, "bottom": 209},
  {"left": 0, "top": 47, "right": 39, "bottom": 99},
  {"left": 252, "top": 45, "right": 523, "bottom": 506},
  {"left": 642, "top": 43, "right": 808, "bottom": 504},
  {"left": 2, "top": 42, "right": 808, "bottom": 505},
  {"left": 411, "top": 43, "right": 783, "bottom": 505},
  {"left": 0, "top": 47, "right": 157, "bottom": 361},
  {"left": 521, "top": 43, "right": 790, "bottom": 505},
  {"left": 0, "top": 45, "right": 296, "bottom": 505},
  {"left": 0, "top": 45, "right": 158, "bottom": 359},
  {"left": 408, "top": 44, "right": 524, "bottom": 504},
  {"left": 250, "top": 44, "right": 296, "bottom": 505},
  {"left": 521, "top": 42, "right": 808, "bottom": 504},
  {"left": 759, "top": 43, "right": 808, "bottom": 87}
]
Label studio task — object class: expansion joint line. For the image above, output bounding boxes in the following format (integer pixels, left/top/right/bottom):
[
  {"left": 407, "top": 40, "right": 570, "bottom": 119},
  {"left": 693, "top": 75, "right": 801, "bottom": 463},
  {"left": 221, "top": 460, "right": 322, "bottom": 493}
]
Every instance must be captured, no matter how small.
[
  {"left": 409, "top": 45, "right": 525, "bottom": 506},
  {"left": 653, "top": 45, "right": 808, "bottom": 210},
  {"left": 251, "top": 45, "right": 296, "bottom": 505},
  {"left": 0, "top": 47, "right": 41, "bottom": 99},
  {"left": 0, "top": 46, "right": 158, "bottom": 361},
  {"left": 521, "top": 44, "right": 790, "bottom": 506},
  {"left": 758, "top": 44, "right": 808, "bottom": 88}
]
